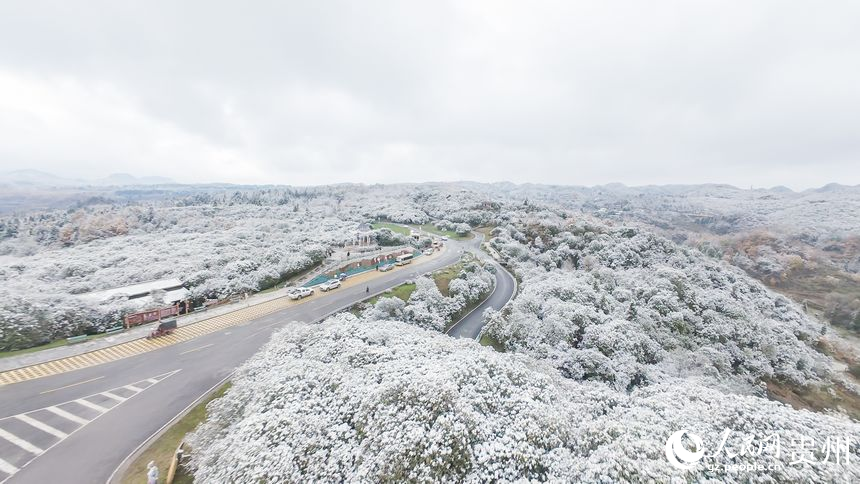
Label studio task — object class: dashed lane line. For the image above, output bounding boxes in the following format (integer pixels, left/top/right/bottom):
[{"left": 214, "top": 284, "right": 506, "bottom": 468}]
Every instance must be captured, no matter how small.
[
  {"left": 38, "top": 376, "right": 105, "bottom": 395},
  {"left": 179, "top": 343, "right": 214, "bottom": 355}
]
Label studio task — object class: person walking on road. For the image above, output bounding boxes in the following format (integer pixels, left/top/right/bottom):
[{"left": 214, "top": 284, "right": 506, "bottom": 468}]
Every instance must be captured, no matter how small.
[
  {"left": 366, "top": 286, "right": 369, "bottom": 294},
  {"left": 147, "top": 461, "right": 159, "bottom": 484}
]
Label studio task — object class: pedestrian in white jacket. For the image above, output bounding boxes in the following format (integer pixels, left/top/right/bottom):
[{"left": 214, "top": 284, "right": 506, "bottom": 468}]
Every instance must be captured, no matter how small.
[{"left": 146, "top": 461, "right": 159, "bottom": 484}]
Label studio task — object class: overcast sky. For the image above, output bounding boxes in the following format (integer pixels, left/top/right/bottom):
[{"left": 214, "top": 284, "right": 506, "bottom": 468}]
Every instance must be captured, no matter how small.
[{"left": 1, "top": 1, "right": 858, "bottom": 189}]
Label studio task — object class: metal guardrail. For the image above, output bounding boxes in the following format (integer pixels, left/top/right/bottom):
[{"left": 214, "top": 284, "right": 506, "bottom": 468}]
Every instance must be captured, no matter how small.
[
  {"left": 105, "top": 326, "right": 124, "bottom": 336},
  {"left": 66, "top": 335, "right": 88, "bottom": 344}
]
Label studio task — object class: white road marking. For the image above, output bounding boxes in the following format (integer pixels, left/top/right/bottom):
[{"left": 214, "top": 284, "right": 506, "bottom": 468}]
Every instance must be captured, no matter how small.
[
  {"left": 74, "top": 399, "right": 108, "bottom": 413},
  {"left": 101, "top": 391, "right": 125, "bottom": 402},
  {"left": 0, "top": 370, "right": 183, "bottom": 483},
  {"left": 179, "top": 343, "right": 214, "bottom": 355},
  {"left": 0, "top": 428, "right": 43, "bottom": 455},
  {"left": 45, "top": 406, "right": 88, "bottom": 425},
  {"left": 0, "top": 457, "right": 18, "bottom": 475},
  {"left": 38, "top": 376, "right": 105, "bottom": 395},
  {"left": 14, "top": 415, "right": 67, "bottom": 439},
  {"left": 124, "top": 384, "right": 143, "bottom": 392}
]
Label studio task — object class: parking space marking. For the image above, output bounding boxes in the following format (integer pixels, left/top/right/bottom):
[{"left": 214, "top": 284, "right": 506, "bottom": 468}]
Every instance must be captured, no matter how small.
[{"left": 0, "top": 370, "right": 180, "bottom": 483}]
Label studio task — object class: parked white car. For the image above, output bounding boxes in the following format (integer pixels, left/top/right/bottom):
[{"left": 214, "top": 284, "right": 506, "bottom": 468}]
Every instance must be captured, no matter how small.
[
  {"left": 379, "top": 264, "right": 394, "bottom": 272},
  {"left": 319, "top": 279, "right": 341, "bottom": 291},
  {"left": 422, "top": 248, "right": 434, "bottom": 256},
  {"left": 287, "top": 287, "right": 314, "bottom": 300}
]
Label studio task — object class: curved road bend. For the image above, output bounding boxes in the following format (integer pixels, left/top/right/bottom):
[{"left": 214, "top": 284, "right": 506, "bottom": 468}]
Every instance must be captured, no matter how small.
[
  {"left": 0, "top": 241, "right": 473, "bottom": 484},
  {"left": 446, "top": 259, "right": 516, "bottom": 340}
]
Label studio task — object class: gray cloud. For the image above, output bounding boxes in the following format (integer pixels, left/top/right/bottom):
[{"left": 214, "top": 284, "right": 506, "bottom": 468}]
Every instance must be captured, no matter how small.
[{"left": 1, "top": 0, "right": 858, "bottom": 189}]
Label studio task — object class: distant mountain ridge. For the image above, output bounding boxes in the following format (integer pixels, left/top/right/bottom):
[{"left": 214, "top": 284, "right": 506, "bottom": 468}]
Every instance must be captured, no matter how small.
[{"left": 0, "top": 170, "right": 175, "bottom": 187}]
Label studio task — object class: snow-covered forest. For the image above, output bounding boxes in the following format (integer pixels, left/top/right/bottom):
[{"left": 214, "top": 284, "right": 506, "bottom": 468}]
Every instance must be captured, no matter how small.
[
  {"left": 482, "top": 221, "right": 830, "bottom": 392},
  {"left": 3, "top": 180, "right": 860, "bottom": 481},
  {"left": 0, "top": 202, "right": 350, "bottom": 350},
  {"left": 189, "top": 316, "right": 860, "bottom": 482}
]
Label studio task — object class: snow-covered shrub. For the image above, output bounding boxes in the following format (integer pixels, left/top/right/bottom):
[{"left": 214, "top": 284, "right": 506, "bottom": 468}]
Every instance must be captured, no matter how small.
[
  {"left": 401, "top": 277, "right": 459, "bottom": 332},
  {"left": 373, "top": 228, "right": 411, "bottom": 247},
  {"left": 447, "top": 262, "right": 494, "bottom": 304},
  {"left": 362, "top": 296, "right": 406, "bottom": 321},
  {"left": 433, "top": 219, "right": 473, "bottom": 236}
]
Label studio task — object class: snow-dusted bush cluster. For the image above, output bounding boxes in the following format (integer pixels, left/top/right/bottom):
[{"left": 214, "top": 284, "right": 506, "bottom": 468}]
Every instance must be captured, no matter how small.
[
  {"left": 372, "top": 227, "right": 412, "bottom": 246},
  {"left": 483, "top": 221, "right": 831, "bottom": 392},
  {"left": 363, "top": 260, "right": 495, "bottom": 332},
  {"left": 448, "top": 262, "right": 494, "bottom": 304},
  {"left": 433, "top": 219, "right": 472, "bottom": 236},
  {"left": 400, "top": 277, "right": 461, "bottom": 332},
  {"left": 189, "top": 316, "right": 860, "bottom": 483}
]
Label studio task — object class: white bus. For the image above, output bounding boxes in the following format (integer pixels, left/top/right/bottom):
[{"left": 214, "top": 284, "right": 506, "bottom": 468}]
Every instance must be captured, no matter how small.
[{"left": 395, "top": 253, "right": 414, "bottom": 266}]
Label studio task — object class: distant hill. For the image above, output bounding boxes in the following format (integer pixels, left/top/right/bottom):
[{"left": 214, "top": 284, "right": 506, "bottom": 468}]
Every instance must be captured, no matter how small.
[
  {"left": 0, "top": 170, "right": 175, "bottom": 187},
  {"left": 95, "top": 173, "right": 175, "bottom": 186},
  {"left": 0, "top": 169, "right": 84, "bottom": 187}
]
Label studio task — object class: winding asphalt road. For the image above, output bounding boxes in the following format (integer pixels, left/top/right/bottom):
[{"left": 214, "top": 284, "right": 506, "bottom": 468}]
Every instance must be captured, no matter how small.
[
  {"left": 0, "top": 236, "right": 515, "bottom": 484},
  {"left": 447, "top": 258, "right": 516, "bottom": 339}
]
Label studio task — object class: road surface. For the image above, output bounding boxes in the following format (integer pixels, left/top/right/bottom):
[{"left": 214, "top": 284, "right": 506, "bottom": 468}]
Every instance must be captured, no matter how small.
[
  {"left": 0, "top": 236, "right": 512, "bottom": 484},
  {"left": 446, "top": 259, "right": 516, "bottom": 339}
]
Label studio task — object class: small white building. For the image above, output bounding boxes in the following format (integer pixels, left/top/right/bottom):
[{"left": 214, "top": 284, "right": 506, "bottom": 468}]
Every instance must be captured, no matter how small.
[{"left": 80, "top": 278, "right": 190, "bottom": 308}]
